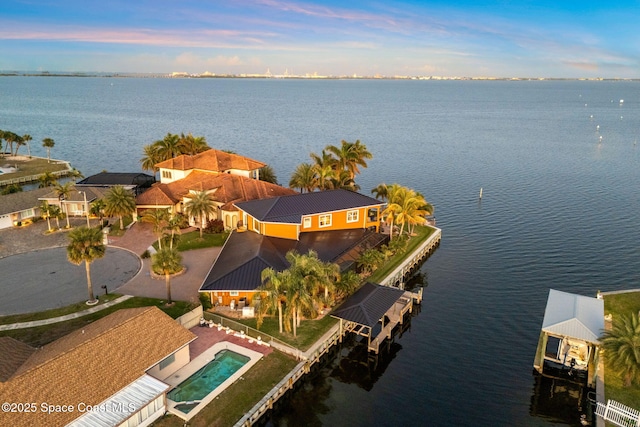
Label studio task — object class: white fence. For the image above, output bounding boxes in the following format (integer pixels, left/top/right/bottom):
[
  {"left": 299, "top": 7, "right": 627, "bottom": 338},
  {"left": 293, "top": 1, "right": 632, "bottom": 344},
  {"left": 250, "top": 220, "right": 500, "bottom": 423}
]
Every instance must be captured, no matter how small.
[
  {"left": 596, "top": 399, "right": 640, "bottom": 427},
  {"left": 175, "top": 305, "right": 203, "bottom": 329}
]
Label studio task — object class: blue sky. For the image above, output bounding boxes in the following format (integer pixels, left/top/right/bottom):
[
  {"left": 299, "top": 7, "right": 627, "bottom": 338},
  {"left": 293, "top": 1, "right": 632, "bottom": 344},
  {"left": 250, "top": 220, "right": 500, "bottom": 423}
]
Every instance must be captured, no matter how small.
[{"left": 0, "top": 0, "right": 638, "bottom": 77}]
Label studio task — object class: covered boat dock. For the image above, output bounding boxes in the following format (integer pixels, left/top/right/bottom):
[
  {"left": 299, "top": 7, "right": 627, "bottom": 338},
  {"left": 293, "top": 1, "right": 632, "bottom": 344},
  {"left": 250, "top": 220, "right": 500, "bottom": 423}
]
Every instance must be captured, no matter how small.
[{"left": 332, "top": 282, "right": 415, "bottom": 354}]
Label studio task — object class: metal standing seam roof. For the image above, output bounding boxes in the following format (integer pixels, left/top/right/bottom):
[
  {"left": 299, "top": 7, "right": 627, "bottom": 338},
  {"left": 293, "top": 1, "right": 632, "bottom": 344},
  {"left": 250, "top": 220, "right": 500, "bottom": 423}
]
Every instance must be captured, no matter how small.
[
  {"left": 235, "top": 189, "right": 384, "bottom": 224},
  {"left": 66, "top": 374, "right": 169, "bottom": 427},
  {"left": 76, "top": 172, "right": 155, "bottom": 186},
  {"left": 541, "top": 289, "right": 604, "bottom": 344},
  {"left": 331, "top": 282, "right": 406, "bottom": 328}
]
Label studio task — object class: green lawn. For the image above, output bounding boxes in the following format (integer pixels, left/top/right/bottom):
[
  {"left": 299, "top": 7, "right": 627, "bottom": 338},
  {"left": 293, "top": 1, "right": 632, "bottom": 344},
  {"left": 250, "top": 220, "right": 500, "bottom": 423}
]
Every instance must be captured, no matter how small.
[
  {"left": 0, "top": 297, "right": 197, "bottom": 347},
  {"left": 106, "top": 215, "right": 134, "bottom": 236},
  {"left": 368, "top": 225, "right": 436, "bottom": 283},
  {"left": 0, "top": 156, "right": 68, "bottom": 181},
  {"left": 603, "top": 292, "right": 640, "bottom": 409},
  {"left": 176, "top": 230, "right": 229, "bottom": 251},
  {"left": 152, "top": 351, "right": 298, "bottom": 427}
]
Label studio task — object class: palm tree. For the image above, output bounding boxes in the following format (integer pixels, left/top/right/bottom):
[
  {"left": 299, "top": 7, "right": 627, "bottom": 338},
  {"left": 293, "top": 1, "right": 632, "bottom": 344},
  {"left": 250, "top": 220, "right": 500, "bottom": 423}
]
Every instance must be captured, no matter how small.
[
  {"left": 165, "top": 214, "right": 183, "bottom": 250},
  {"left": 289, "top": 163, "right": 316, "bottom": 193},
  {"left": 154, "top": 133, "right": 181, "bottom": 162},
  {"left": 90, "top": 198, "right": 106, "bottom": 226},
  {"left": 68, "top": 168, "right": 84, "bottom": 182},
  {"left": 184, "top": 190, "right": 217, "bottom": 238},
  {"left": 38, "top": 172, "right": 57, "bottom": 188},
  {"left": 104, "top": 185, "right": 137, "bottom": 230},
  {"left": 178, "top": 133, "right": 210, "bottom": 155},
  {"left": 152, "top": 247, "right": 182, "bottom": 305},
  {"left": 140, "top": 143, "right": 161, "bottom": 174},
  {"left": 67, "top": 226, "right": 106, "bottom": 304},
  {"left": 21, "top": 134, "right": 32, "bottom": 157},
  {"left": 601, "top": 312, "right": 640, "bottom": 387},
  {"left": 258, "top": 165, "right": 278, "bottom": 184},
  {"left": 259, "top": 267, "right": 291, "bottom": 333},
  {"left": 13, "top": 135, "right": 25, "bottom": 156},
  {"left": 335, "top": 270, "right": 360, "bottom": 302},
  {"left": 3, "top": 131, "right": 18, "bottom": 156},
  {"left": 53, "top": 182, "right": 73, "bottom": 228},
  {"left": 141, "top": 209, "right": 169, "bottom": 249},
  {"left": 357, "top": 248, "right": 385, "bottom": 275},
  {"left": 40, "top": 201, "right": 54, "bottom": 232},
  {"left": 326, "top": 139, "right": 373, "bottom": 181},
  {"left": 371, "top": 183, "right": 389, "bottom": 201},
  {"left": 42, "top": 137, "right": 55, "bottom": 163}
]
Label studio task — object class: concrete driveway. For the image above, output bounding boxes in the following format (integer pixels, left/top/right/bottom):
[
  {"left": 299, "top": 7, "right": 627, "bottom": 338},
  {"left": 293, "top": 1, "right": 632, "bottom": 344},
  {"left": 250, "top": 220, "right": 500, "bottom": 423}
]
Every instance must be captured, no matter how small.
[{"left": 0, "top": 246, "right": 140, "bottom": 316}]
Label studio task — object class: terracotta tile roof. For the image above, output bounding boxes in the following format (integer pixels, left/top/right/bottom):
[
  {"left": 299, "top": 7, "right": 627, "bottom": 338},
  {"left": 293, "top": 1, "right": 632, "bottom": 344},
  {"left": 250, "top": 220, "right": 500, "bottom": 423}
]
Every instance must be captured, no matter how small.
[
  {"left": 136, "top": 171, "right": 296, "bottom": 209},
  {"left": 0, "top": 306, "right": 195, "bottom": 427},
  {"left": 0, "top": 337, "right": 35, "bottom": 382},
  {"left": 155, "top": 149, "right": 266, "bottom": 172}
]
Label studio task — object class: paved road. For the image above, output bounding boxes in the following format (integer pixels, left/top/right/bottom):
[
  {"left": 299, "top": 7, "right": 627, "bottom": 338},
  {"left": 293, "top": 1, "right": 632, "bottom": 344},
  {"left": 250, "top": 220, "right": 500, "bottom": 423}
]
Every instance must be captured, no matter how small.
[{"left": 0, "top": 246, "right": 140, "bottom": 315}]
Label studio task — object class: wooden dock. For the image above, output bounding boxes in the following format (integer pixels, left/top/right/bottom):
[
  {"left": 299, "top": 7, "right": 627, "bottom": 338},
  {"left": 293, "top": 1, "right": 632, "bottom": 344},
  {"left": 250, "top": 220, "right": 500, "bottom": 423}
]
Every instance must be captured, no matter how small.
[{"left": 368, "top": 292, "right": 414, "bottom": 354}]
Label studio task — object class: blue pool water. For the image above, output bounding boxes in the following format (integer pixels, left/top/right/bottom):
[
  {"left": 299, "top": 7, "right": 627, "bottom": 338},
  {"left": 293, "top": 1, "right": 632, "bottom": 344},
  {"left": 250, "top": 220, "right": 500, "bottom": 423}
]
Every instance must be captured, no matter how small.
[{"left": 167, "top": 349, "right": 250, "bottom": 406}]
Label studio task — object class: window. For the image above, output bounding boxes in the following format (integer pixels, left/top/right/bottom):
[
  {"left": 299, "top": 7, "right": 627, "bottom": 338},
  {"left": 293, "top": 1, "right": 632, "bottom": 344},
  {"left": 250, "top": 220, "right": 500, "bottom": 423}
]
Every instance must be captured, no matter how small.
[
  {"left": 346, "top": 210, "right": 359, "bottom": 223},
  {"left": 230, "top": 291, "right": 239, "bottom": 297},
  {"left": 161, "top": 170, "right": 172, "bottom": 179},
  {"left": 368, "top": 209, "right": 378, "bottom": 222},
  {"left": 159, "top": 353, "right": 175, "bottom": 370},
  {"left": 303, "top": 217, "right": 312, "bottom": 228},
  {"left": 319, "top": 214, "right": 332, "bottom": 228}
]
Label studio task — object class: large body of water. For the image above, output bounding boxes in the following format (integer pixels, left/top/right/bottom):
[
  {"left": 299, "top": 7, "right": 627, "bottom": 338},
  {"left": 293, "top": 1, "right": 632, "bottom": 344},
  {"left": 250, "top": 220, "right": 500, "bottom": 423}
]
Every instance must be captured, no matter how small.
[{"left": 2, "top": 77, "right": 639, "bottom": 426}]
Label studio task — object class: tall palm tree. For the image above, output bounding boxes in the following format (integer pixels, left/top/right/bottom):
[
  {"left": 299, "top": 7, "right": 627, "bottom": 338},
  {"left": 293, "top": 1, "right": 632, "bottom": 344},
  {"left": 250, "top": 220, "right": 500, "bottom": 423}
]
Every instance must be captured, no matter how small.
[
  {"left": 184, "top": 190, "right": 217, "bottom": 238},
  {"left": 178, "top": 133, "right": 210, "bottom": 155},
  {"left": 140, "top": 143, "right": 161, "bottom": 174},
  {"left": 601, "top": 312, "right": 640, "bottom": 387},
  {"left": 53, "top": 182, "right": 73, "bottom": 228},
  {"left": 326, "top": 139, "right": 373, "bottom": 181},
  {"left": 13, "top": 135, "right": 25, "bottom": 156},
  {"left": 371, "top": 183, "right": 389, "bottom": 201},
  {"left": 154, "top": 133, "right": 181, "bottom": 162},
  {"left": 259, "top": 267, "right": 291, "bottom": 333},
  {"left": 104, "top": 185, "right": 137, "bottom": 230},
  {"left": 141, "top": 209, "right": 169, "bottom": 249},
  {"left": 21, "top": 134, "right": 32, "bottom": 157},
  {"left": 3, "top": 131, "right": 18, "bottom": 156},
  {"left": 165, "top": 214, "right": 183, "bottom": 250},
  {"left": 42, "top": 137, "right": 55, "bottom": 163},
  {"left": 258, "top": 165, "right": 278, "bottom": 184},
  {"left": 90, "top": 198, "right": 106, "bottom": 226},
  {"left": 67, "top": 226, "right": 106, "bottom": 304},
  {"left": 40, "top": 201, "right": 54, "bottom": 232},
  {"left": 289, "top": 163, "right": 316, "bottom": 193},
  {"left": 152, "top": 247, "right": 182, "bottom": 305}
]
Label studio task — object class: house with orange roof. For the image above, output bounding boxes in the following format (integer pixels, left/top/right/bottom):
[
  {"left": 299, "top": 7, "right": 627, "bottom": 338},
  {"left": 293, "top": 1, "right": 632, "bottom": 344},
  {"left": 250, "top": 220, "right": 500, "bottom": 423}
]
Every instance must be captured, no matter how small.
[
  {"left": 199, "top": 189, "right": 387, "bottom": 306},
  {"left": 136, "top": 149, "right": 295, "bottom": 229},
  {"left": 0, "top": 306, "right": 196, "bottom": 427}
]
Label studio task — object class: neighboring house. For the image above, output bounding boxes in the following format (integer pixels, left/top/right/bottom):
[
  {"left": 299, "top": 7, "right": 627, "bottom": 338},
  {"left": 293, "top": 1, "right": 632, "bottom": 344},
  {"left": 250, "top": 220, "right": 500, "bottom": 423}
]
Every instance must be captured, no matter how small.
[
  {"left": 0, "top": 187, "right": 52, "bottom": 229},
  {"left": 0, "top": 306, "right": 196, "bottom": 427},
  {"left": 533, "top": 289, "right": 604, "bottom": 387},
  {"left": 136, "top": 149, "right": 294, "bottom": 230},
  {"left": 155, "top": 149, "right": 265, "bottom": 184},
  {"left": 199, "top": 189, "right": 387, "bottom": 306},
  {"left": 38, "top": 186, "right": 107, "bottom": 218},
  {"left": 76, "top": 172, "right": 155, "bottom": 196}
]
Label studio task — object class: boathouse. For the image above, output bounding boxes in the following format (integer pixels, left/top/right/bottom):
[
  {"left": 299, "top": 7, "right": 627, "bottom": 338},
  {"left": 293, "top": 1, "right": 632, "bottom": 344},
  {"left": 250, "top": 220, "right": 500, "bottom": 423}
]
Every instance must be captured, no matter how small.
[
  {"left": 533, "top": 289, "right": 604, "bottom": 387},
  {"left": 332, "top": 282, "right": 414, "bottom": 354}
]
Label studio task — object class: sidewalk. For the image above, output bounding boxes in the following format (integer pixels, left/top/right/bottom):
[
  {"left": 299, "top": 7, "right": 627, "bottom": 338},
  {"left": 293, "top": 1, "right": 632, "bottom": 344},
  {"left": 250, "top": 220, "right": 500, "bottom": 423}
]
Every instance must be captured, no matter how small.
[{"left": 0, "top": 295, "right": 133, "bottom": 331}]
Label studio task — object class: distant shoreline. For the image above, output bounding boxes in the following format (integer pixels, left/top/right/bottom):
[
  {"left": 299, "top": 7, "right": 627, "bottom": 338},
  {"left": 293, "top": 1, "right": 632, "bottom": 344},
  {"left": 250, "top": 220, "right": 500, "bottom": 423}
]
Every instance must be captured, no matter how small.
[{"left": 1, "top": 72, "right": 638, "bottom": 82}]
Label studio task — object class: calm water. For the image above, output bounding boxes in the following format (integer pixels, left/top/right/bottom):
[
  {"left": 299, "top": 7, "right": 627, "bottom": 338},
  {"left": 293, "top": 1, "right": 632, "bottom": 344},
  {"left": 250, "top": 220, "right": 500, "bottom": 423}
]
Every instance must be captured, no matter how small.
[{"left": 2, "top": 77, "right": 640, "bottom": 426}]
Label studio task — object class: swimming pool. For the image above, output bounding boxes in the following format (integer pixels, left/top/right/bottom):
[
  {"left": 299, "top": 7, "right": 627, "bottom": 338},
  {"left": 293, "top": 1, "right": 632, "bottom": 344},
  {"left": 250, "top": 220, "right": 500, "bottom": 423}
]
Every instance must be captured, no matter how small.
[{"left": 168, "top": 349, "right": 250, "bottom": 406}]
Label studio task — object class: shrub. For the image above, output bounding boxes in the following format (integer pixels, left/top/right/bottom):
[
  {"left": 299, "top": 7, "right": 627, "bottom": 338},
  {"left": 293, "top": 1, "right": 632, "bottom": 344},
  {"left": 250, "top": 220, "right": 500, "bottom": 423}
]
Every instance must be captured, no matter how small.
[
  {"left": 199, "top": 293, "right": 212, "bottom": 311},
  {"left": 204, "top": 219, "right": 224, "bottom": 234},
  {"left": 141, "top": 249, "right": 151, "bottom": 259}
]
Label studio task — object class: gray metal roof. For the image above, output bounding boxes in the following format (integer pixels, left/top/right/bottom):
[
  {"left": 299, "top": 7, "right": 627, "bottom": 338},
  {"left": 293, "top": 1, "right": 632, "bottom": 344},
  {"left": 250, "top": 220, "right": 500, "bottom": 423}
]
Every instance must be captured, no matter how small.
[
  {"left": 77, "top": 172, "right": 155, "bottom": 186},
  {"left": 67, "top": 374, "right": 169, "bottom": 427},
  {"left": 541, "top": 289, "right": 604, "bottom": 344},
  {"left": 199, "top": 229, "right": 387, "bottom": 292},
  {"left": 235, "top": 189, "right": 383, "bottom": 224},
  {"left": 331, "top": 282, "right": 406, "bottom": 328}
]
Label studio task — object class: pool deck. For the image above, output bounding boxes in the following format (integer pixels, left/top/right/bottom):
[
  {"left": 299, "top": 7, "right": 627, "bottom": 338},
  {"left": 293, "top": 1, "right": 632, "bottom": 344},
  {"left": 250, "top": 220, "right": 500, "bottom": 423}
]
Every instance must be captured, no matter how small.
[{"left": 162, "top": 325, "right": 273, "bottom": 421}]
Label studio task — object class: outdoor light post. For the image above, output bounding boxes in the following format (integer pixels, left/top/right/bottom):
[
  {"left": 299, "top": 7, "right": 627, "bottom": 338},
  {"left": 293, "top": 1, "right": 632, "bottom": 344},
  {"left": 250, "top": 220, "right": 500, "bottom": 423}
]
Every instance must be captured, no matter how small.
[{"left": 79, "top": 190, "right": 90, "bottom": 227}]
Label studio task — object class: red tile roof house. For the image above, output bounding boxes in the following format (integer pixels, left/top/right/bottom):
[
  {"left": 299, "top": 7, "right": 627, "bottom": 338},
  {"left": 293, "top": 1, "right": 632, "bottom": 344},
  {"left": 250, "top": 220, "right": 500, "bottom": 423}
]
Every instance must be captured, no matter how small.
[
  {"left": 135, "top": 149, "right": 297, "bottom": 230},
  {"left": 0, "top": 307, "right": 196, "bottom": 427},
  {"left": 199, "top": 189, "right": 389, "bottom": 307}
]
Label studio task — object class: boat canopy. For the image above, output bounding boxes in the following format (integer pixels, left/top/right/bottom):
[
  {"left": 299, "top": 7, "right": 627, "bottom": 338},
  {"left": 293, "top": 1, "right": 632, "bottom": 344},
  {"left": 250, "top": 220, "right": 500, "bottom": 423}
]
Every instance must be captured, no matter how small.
[{"left": 541, "top": 289, "right": 604, "bottom": 345}]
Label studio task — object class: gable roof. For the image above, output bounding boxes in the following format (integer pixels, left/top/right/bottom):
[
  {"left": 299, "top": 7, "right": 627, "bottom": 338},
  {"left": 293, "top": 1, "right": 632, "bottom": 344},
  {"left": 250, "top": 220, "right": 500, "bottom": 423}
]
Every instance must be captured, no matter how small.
[
  {"left": 541, "top": 289, "right": 604, "bottom": 344},
  {"left": 77, "top": 172, "right": 155, "bottom": 186},
  {"left": 0, "top": 337, "right": 35, "bottom": 382},
  {"left": 0, "top": 306, "right": 195, "bottom": 427},
  {"left": 235, "top": 189, "right": 384, "bottom": 224},
  {"left": 136, "top": 171, "right": 296, "bottom": 209},
  {"left": 0, "top": 187, "right": 52, "bottom": 216},
  {"left": 331, "top": 282, "right": 406, "bottom": 328},
  {"left": 200, "top": 228, "right": 387, "bottom": 292},
  {"left": 155, "top": 149, "right": 266, "bottom": 172}
]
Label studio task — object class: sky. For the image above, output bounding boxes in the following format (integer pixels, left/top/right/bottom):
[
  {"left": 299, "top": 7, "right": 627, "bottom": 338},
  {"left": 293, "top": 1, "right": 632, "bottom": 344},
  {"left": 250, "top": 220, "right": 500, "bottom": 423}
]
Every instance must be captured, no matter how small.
[{"left": 0, "top": 0, "right": 638, "bottom": 78}]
